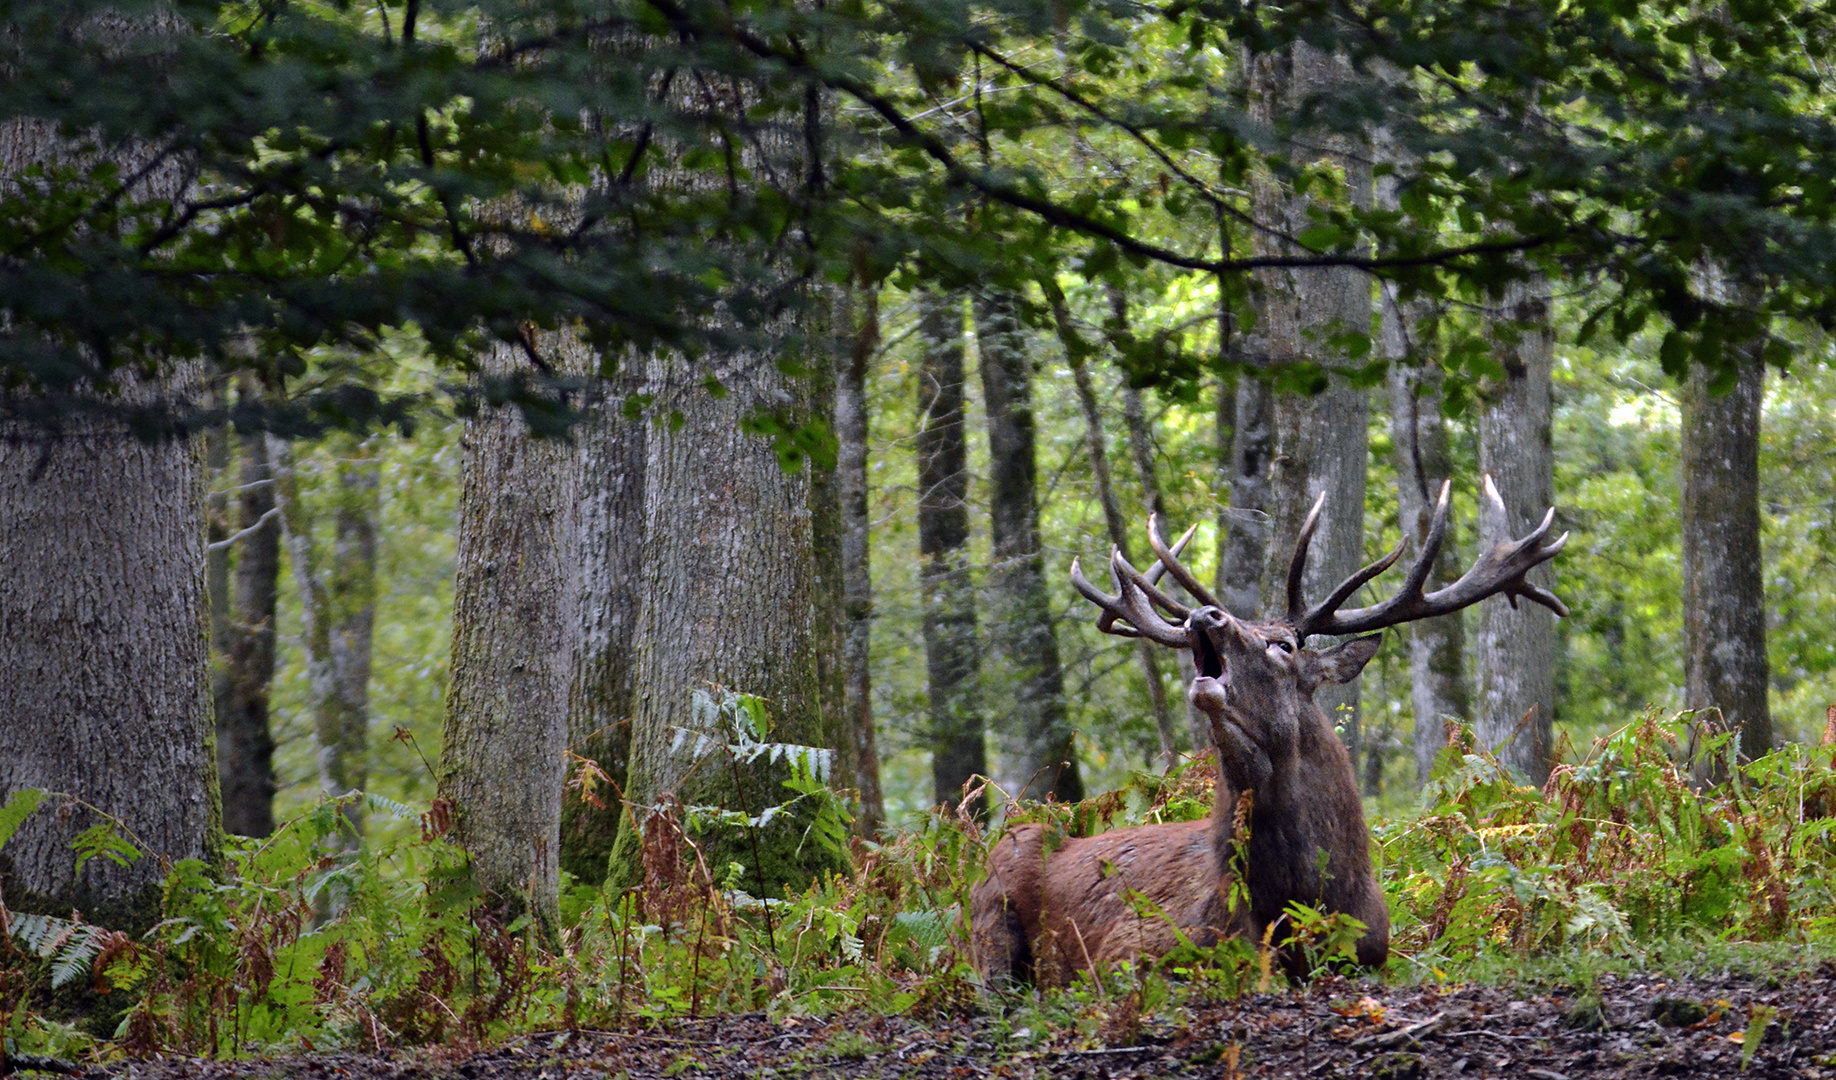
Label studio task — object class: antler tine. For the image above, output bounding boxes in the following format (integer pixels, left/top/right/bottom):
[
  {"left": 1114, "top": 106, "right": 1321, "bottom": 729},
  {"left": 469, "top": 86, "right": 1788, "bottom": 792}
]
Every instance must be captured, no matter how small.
[
  {"left": 1147, "top": 515, "right": 1219, "bottom": 609},
  {"left": 1068, "top": 553, "right": 1190, "bottom": 648},
  {"left": 1141, "top": 523, "right": 1194, "bottom": 587},
  {"left": 1112, "top": 549, "right": 1193, "bottom": 623},
  {"left": 1393, "top": 480, "right": 1454, "bottom": 603},
  {"left": 1306, "top": 537, "right": 1407, "bottom": 630},
  {"left": 1285, "top": 491, "right": 1328, "bottom": 622},
  {"left": 1301, "top": 476, "right": 1569, "bottom": 638},
  {"left": 1070, "top": 556, "right": 1140, "bottom": 639},
  {"left": 1297, "top": 481, "right": 1449, "bottom": 639}
]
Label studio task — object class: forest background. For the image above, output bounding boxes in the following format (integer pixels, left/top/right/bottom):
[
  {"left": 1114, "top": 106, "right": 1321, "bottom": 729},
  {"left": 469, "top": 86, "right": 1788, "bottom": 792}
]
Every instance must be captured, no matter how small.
[{"left": 8, "top": 0, "right": 1836, "bottom": 1060}]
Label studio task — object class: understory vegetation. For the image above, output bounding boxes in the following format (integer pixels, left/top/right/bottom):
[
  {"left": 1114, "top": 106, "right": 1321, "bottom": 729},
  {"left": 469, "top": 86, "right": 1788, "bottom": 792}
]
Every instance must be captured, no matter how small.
[{"left": 7, "top": 711, "right": 1836, "bottom": 1063}]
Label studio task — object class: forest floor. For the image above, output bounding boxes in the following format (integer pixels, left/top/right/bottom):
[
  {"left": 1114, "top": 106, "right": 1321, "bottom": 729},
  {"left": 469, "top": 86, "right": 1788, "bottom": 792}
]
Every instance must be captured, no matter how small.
[{"left": 40, "top": 970, "right": 1836, "bottom": 1080}]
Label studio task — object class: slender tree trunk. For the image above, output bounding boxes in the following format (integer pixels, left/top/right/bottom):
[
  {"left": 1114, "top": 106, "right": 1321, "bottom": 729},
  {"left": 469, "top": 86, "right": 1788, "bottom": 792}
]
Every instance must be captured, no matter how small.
[
  {"left": 1050, "top": 291, "right": 1181, "bottom": 768},
  {"left": 808, "top": 302, "right": 853, "bottom": 803},
  {"left": 1681, "top": 328, "right": 1770, "bottom": 766},
  {"left": 917, "top": 291, "right": 987, "bottom": 813},
  {"left": 215, "top": 427, "right": 281, "bottom": 837},
  {"left": 327, "top": 448, "right": 379, "bottom": 828},
  {"left": 0, "top": 118, "right": 219, "bottom": 936},
  {"left": 1246, "top": 43, "right": 1374, "bottom": 754},
  {"left": 1477, "top": 279, "right": 1558, "bottom": 785},
  {"left": 565, "top": 384, "right": 645, "bottom": 884},
  {"left": 440, "top": 340, "right": 583, "bottom": 927},
  {"left": 977, "top": 291, "right": 1082, "bottom": 804},
  {"left": 1383, "top": 298, "right": 1469, "bottom": 784},
  {"left": 272, "top": 436, "right": 380, "bottom": 847},
  {"left": 838, "top": 281, "right": 884, "bottom": 833}
]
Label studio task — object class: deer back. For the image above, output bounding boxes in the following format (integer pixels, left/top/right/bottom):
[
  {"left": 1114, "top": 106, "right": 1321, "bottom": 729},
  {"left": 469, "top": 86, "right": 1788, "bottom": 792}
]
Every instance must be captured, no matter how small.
[{"left": 972, "top": 818, "right": 1233, "bottom": 988}]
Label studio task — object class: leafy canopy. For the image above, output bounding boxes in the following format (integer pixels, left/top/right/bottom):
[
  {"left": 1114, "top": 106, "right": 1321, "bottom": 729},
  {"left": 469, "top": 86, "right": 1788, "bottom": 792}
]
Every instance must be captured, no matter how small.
[{"left": 3, "top": 0, "right": 1835, "bottom": 435}]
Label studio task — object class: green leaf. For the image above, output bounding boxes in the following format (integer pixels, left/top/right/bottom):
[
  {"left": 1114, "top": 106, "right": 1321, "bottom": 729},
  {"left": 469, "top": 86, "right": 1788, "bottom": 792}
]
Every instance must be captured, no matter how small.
[
  {"left": 0, "top": 788, "right": 44, "bottom": 854},
  {"left": 70, "top": 821, "right": 140, "bottom": 874},
  {"left": 1296, "top": 223, "right": 1348, "bottom": 251}
]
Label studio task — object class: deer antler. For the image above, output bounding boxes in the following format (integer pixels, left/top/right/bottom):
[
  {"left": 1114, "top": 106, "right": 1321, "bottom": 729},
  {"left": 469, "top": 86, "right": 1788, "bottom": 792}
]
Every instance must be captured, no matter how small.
[
  {"left": 1070, "top": 524, "right": 1198, "bottom": 648},
  {"left": 1290, "top": 476, "right": 1569, "bottom": 640}
]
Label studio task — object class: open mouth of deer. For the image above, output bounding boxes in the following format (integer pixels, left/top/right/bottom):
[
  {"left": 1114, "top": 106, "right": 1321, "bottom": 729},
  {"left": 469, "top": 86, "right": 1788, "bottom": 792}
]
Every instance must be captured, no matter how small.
[{"left": 1189, "top": 620, "right": 1224, "bottom": 681}]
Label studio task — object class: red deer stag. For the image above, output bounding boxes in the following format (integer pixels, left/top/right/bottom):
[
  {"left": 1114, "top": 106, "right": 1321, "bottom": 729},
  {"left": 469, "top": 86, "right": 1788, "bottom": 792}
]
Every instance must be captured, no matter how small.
[{"left": 970, "top": 477, "right": 1568, "bottom": 986}]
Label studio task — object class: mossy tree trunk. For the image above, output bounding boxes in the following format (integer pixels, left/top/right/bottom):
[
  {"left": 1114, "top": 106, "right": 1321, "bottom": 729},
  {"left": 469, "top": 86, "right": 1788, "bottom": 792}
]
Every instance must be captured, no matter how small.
[
  {"left": 612, "top": 339, "right": 846, "bottom": 895},
  {"left": 839, "top": 283, "right": 884, "bottom": 833},
  {"left": 977, "top": 290, "right": 1082, "bottom": 805},
  {"left": 1219, "top": 376, "right": 1274, "bottom": 619},
  {"left": 1383, "top": 290, "right": 1469, "bottom": 785},
  {"left": 1681, "top": 325, "right": 1771, "bottom": 767}
]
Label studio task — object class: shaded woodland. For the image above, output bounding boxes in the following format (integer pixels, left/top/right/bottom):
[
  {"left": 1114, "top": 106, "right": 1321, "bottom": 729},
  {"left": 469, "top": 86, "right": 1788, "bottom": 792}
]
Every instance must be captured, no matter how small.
[{"left": 6, "top": 0, "right": 1836, "bottom": 1065}]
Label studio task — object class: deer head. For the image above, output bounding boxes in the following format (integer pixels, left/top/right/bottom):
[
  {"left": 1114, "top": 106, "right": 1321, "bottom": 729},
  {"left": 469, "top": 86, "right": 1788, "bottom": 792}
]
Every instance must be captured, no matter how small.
[{"left": 1072, "top": 476, "right": 1567, "bottom": 781}]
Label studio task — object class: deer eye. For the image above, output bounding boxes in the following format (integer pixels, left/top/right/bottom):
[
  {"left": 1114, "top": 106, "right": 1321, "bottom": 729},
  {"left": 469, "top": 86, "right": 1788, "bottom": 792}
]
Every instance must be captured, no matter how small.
[{"left": 1268, "top": 639, "right": 1294, "bottom": 655}]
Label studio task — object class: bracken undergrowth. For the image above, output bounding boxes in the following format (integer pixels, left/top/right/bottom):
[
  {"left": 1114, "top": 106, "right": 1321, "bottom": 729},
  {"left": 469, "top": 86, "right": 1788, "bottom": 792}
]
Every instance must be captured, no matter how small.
[{"left": 6, "top": 705, "right": 1836, "bottom": 1064}]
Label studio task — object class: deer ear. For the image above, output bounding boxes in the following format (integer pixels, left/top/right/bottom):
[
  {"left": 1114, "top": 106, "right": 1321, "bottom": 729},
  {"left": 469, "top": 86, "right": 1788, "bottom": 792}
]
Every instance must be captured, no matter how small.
[{"left": 1305, "top": 635, "right": 1383, "bottom": 687}]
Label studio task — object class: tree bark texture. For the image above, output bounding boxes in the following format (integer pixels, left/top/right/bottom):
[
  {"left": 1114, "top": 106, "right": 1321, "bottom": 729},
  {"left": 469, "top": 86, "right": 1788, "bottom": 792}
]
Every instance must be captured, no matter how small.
[
  {"left": 564, "top": 389, "right": 646, "bottom": 883},
  {"left": 807, "top": 305, "right": 852, "bottom": 803},
  {"left": 440, "top": 340, "right": 583, "bottom": 925},
  {"left": 917, "top": 291, "right": 987, "bottom": 812},
  {"left": 1681, "top": 350, "right": 1771, "bottom": 764},
  {"left": 614, "top": 340, "right": 846, "bottom": 895},
  {"left": 1477, "top": 279, "right": 1558, "bottom": 785},
  {"left": 1381, "top": 290, "right": 1470, "bottom": 784},
  {"left": 838, "top": 283, "right": 884, "bottom": 833},
  {"left": 1219, "top": 377, "right": 1275, "bottom": 620},
  {"left": 215, "top": 428, "right": 281, "bottom": 838},
  {"left": 977, "top": 291, "right": 1083, "bottom": 804},
  {"left": 1246, "top": 43, "right": 1373, "bottom": 748},
  {"left": 0, "top": 117, "right": 219, "bottom": 935},
  {"left": 0, "top": 428, "right": 219, "bottom": 931}
]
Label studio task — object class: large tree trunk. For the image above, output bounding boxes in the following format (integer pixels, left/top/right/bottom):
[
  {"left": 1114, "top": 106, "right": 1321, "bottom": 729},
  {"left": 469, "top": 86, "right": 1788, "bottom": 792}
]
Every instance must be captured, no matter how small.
[
  {"left": 613, "top": 338, "right": 845, "bottom": 895},
  {"left": 1477, "top": 279, "right": 1558, "bottom": 785},
  {"left": 0, "top": 118, "right": 219, "bottom": 936},
  {"left": 838, "top": 282, "right": 884, "bottom": 833},
  {"left": 0, "top": 426, "right": 219, "bottom": 932},
  {"left": 1681, "top": 347, "right": 1770, "bottom": 766},
  {"left": 977, "top": 291, "right": 1082, "bottom": 804},
  {"left": 1246, "top": 44, "right": 1373, "bottom": 755},
  {"left": 1219, "top": 377, "right": 1274, "bottom": 619},
  {"left": 917, "top": 291, "right": 987, "bottom": 813},
  {"left": 565, "top": 388, "right": 646, "bottom": 883},
  {"left": 215, "top": 426, "right": 281, "bottom": 837},
  {"left": 1381, "top": 296, "right": 1470, "bottom": 785},
  {"left": 440, "top": 341, "right": 582, "bottom": 927}
]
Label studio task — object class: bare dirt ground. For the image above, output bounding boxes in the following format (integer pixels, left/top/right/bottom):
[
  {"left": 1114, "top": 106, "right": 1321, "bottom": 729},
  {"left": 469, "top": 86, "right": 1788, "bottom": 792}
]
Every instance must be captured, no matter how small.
[{"left": 24, "top": 970, "right": 1836, "bottom": 1079}]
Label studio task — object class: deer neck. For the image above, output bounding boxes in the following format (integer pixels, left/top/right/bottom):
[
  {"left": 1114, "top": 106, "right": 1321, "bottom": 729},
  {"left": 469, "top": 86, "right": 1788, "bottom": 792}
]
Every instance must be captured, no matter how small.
[{"left": 1212, "top": 703, "right": 1364, "bottom": 922}]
